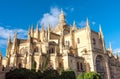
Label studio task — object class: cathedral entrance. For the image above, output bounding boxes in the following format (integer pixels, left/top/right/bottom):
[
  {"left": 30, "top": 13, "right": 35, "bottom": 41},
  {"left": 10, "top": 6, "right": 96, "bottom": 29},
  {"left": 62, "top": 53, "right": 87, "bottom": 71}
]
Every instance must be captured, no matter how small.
[
  {"left": 96, "top": 55, "right": 107, "bottom": 79},
  {"left": 18, "top": 63, "right": 22, "bottom": 68}
]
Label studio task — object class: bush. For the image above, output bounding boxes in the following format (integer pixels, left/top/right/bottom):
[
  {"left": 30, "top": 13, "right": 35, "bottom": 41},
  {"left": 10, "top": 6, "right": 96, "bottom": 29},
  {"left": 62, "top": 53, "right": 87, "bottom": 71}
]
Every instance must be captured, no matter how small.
[
  {"left": 77, "top": 72, "right": 101, "bottom": 79},
  {"left": 6, "top": 68, "right": 39, "bottom": 79},
  {"left": 42, "top": 69, "right": 59, "bottom": 79},
  {"left": 60, "top": 70, "right": 76, "bottom": 79}
]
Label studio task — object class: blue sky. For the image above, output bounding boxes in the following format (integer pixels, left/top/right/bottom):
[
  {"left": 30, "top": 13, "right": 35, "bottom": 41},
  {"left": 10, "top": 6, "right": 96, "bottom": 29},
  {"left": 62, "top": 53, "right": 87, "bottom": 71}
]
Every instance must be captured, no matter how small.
[{"left": 0, "top": 0, "right": 120, "bottom": 56}]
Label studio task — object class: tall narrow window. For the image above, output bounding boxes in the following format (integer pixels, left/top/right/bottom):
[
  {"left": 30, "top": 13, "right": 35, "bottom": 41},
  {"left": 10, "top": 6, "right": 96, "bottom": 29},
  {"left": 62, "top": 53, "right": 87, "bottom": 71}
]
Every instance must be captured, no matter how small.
[
  {"left": 80, "top": 63, "right": 83, "bottom": 71},
  {"left": 77, "top": 62, "right": 79, "bottom": 71},
  {"left": 92, "top": 38, "right": 96, "bottom": 45},
  {"left": 77, "top": 38, "right": 80, "bottom": 44}
]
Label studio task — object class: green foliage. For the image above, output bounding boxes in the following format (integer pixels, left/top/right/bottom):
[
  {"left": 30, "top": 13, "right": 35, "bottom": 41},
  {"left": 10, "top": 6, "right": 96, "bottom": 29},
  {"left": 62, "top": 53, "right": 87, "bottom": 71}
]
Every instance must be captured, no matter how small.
[
  {"left": 6, "top": 68, "right": 77, "bottom": 79},
  {"left": 42, "top": 69, "right": 59, "bottom": 79},
  {"left": 77, "top": 72, "right": 101, "bottom": 79},
  {"left": 60, "top": 70, "right": 76, "bottom": 79},
  {"left": 77, "top": 73, "right": 85, "bottom": 79},
  {"left": 6, "top": 68, "right": 39, "bottom": 79}
]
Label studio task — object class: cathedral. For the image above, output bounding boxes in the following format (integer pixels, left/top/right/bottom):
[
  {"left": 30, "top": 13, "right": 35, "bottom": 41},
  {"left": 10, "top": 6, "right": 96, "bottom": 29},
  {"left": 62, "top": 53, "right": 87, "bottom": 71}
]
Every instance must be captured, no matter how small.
[{"left": 0, "top": 10, "right": 120, "bottom": 79}]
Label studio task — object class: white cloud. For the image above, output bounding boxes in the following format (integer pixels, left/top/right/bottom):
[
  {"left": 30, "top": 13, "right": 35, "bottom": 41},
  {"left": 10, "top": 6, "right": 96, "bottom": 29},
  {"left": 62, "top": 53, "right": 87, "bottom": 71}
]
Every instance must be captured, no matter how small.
[
  {"left": 0, "top": 26, "right": 27, "bottom": 47},
  {"left": 39, "top": 7, "right": 61, "bottom": 29}
]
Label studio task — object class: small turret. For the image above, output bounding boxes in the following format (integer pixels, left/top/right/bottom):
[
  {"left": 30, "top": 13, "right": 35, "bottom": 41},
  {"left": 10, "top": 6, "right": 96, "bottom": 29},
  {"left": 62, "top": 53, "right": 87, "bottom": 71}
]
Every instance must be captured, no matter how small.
[{"left": 73, "top": 21, "right": 77, "bottom": 30}]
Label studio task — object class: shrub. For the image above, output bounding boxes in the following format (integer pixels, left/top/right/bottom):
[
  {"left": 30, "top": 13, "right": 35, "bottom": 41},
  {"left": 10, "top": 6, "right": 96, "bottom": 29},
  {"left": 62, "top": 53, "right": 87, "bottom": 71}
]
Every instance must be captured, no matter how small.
[
  {"left": 77, "top": 72, "right": 101, "bottom": 79},
  {"left": 60, "top": 70, "right": 76, "bottom": 79}
]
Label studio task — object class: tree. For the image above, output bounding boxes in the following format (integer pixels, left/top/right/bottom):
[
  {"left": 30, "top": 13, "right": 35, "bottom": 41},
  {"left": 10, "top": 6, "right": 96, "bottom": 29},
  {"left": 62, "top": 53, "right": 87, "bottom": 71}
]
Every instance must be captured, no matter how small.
[{"left": 77, "top": 72, "right": 101, "bottom": 79}]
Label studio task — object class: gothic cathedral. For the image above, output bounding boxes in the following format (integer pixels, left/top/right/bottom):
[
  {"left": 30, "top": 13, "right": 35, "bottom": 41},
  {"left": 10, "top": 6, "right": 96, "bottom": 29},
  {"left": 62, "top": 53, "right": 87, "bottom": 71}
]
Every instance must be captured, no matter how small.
[{"left": 0, "top": 10, "right": 120, "bottom": 79}]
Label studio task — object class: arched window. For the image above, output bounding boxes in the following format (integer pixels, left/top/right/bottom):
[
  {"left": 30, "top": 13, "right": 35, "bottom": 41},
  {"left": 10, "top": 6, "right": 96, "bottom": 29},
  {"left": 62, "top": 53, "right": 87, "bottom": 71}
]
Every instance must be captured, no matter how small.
[
  {"left": 34, "top": 47, "right": 38, "bottom": 52},
  {"left": 92, "top": 38, "right": 96, "bottom": 45},
  {"left": 80, "top": 63, "right": 83, "bottom": 71},
  {"left": 77, "top": 38, "right": 80, "bottom": 44},
  {"left": 49, "top": 48, "right": 54, "bottom": 53}
]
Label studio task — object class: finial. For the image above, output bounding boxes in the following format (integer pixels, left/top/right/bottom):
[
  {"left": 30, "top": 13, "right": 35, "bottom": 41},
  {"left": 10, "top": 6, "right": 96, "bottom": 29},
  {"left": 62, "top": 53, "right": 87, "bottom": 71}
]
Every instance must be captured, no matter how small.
[
  {"left": 86, "top": 18, "right": 90, "bottom": 30},
  {"left": 86, "top": 18, "right": 89, "bottom": 26},
  {"left": 99, "top": 24, "right": 102, "bottom": 32},
  {"left": 60, "top": 8, "right": 63, "bottom": 14}
]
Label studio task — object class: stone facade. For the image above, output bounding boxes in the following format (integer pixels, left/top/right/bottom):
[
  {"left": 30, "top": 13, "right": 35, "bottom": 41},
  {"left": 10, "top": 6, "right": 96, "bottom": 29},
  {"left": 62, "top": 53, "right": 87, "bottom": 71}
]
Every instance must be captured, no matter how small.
[{"left": 0, "top": 10, "right": 120, "bottom": 79}]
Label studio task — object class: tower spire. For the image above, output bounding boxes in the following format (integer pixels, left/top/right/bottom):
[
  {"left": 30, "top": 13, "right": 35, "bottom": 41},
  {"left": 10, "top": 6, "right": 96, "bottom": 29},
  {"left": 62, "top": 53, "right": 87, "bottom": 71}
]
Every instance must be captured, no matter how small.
[
  {"left": 8, "top": 34, "right": 11, "bottom": 43},
  {"left": 86, "top": 18, "right": 90, "bottom": 30},
  {"left": 36, "top": 24, "right": 39, "bottom": 32},
  {"left": 73, "top": 21, "right": 77, "bottom": 30},
  {"left": 28, "top": 26, "right": 31, "bottom": 39},
  {"left": 109, "top": 42, "right": 113, "bottom": 53},
  {"left": 59, "top": 9, "right": 66, "bottom": 24},
  {"left": 31, "top": 24, "right": 34, "bottom": 37},
  {"left": 99, "top": 24, "right": 104, "bottom": 38}
]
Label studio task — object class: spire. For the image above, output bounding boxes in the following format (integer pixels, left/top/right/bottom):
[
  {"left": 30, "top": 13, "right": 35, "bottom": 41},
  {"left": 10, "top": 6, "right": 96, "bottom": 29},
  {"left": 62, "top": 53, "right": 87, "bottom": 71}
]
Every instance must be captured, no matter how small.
[
  {"left": 31, "top": 24, "right": 34, "bottom": 37},
  {"left": 73, "top": 21, "right": 77, "bottom": 30},
  {"left": 28, "top": 26, "right": 31, "bottom": 39},
  {"left": 59, "top": 9, "right": 66, "bottom": 24},
  {"left": 8, "top": 34, "right": 11, "bottom": 43},
  {"left": 48, "top": 24, "right": 51, "bottom": 40},
  {"left": 99, "top": 24, "right": 104, "bottom": 38},
  {"left": 36, "top": 24, "right": 39, "bottom": 32},
  {"left": 86, "top": 18, "right": 89, "bottom": 26},
  {"left": 109, "top": 42, "right": 113, "bottom": 53},
  {"left": 116, "top": 51, "right": 119, "bottom": 59},
  {"left": 86, "top": 18, "right": 90, "bottom": 30},
  {"left": 14, "top": 31, "right": 17, "bottom": 41},
  {"left": 13, "top": 31, "right": 17, "bottom": 49},
  {"left": 48, "top": 24, "right": 52, "bottom": 32}
]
